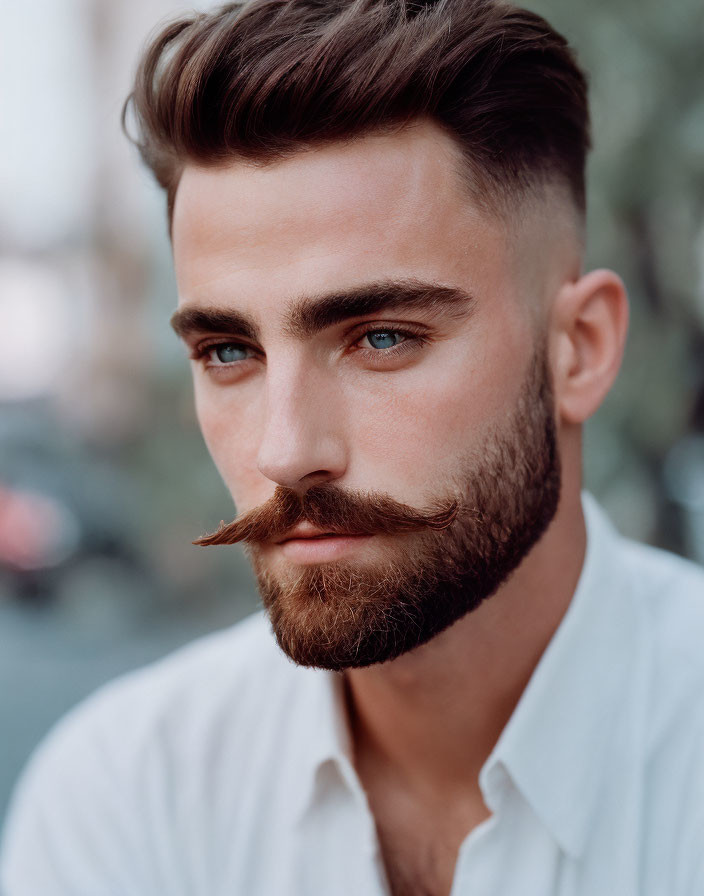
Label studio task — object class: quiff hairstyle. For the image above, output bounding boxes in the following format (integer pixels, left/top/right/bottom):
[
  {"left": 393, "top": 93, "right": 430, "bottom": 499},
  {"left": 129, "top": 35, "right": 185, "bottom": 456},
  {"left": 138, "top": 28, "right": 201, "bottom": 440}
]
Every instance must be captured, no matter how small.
[{"left": 124, "top": 0, "right": 590, "bottom": 227}]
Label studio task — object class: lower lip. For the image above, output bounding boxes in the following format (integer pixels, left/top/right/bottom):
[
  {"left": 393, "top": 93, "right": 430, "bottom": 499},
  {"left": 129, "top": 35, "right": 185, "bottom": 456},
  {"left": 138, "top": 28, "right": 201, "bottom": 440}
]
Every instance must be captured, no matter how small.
[{"left": 277, "top": 534, "right": 372, "bottom": 563}]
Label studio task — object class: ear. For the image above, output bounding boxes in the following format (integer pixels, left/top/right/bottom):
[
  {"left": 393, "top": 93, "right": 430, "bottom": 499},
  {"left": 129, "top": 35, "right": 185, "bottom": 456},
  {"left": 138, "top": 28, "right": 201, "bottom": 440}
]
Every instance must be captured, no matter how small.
[{"left": 550, "top": 269, "right": 629, "bottom": 425}]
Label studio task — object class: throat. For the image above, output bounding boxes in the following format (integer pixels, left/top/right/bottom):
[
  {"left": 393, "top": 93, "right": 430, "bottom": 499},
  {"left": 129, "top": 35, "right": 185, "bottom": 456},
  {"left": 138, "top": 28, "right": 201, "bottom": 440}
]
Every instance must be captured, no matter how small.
[{"left": 369, "top": 777, "right": 492, "bottom": 896}]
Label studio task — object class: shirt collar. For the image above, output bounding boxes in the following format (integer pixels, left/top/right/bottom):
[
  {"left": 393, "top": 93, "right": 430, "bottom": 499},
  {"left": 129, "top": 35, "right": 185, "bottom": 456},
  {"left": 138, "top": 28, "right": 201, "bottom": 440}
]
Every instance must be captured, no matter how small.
[
  {"left": 486, "top": 492, "right": 643, "bottom": 857},
  {"left": 292, "top": 493, "right": 643, "bottom": 856},
  {"left": 290, "top": 664, "right": 359, "bottom": 821}
]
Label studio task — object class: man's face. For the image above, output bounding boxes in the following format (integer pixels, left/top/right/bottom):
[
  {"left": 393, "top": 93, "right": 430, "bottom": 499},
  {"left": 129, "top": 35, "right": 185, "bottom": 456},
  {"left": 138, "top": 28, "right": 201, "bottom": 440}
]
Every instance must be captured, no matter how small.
[{"left": 172, "top": 122, "right": 565, "bottom": 669}]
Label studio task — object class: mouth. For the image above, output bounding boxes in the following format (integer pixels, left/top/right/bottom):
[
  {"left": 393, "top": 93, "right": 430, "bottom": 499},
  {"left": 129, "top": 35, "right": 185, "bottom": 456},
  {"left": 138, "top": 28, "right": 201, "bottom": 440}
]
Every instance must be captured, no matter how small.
[
  {"left": 271, "top": 527, "right": 373, "bottom": 564},
  {"left": 274, "top": 524, "right": 352, "bottom": 544}
]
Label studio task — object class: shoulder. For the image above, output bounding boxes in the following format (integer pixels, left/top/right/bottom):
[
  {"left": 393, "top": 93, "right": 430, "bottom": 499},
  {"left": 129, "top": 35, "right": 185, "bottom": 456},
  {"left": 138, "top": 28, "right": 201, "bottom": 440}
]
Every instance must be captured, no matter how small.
[
  {"left": 0, "top": 613, "right": 320, "bottom": 893},
  {"left": 612, "top": 534, "right": 704, "bottom": 800},
  {"left": 586, "top": 495, "right": 704, "bottom": 716},
  {"left": 80, "top": 610, "right": 289, "bottom": 724},
  {"left": 585, "top": 495, "right": 704, "bottom": 760},
  {"left": 615, "top": 538, "right": 704, "bottom": 890},
  {"left": 616, "top": 534, "right": 704, "bottom": 711},
  {"left": 618, "top": 535, "right": 704, "bottom": 689},
  {"left": 18, "top": 611, "right": 305, "bottom": 777},
  {"left": 619, "top": 534, "right": 704, "bottom": 611}
]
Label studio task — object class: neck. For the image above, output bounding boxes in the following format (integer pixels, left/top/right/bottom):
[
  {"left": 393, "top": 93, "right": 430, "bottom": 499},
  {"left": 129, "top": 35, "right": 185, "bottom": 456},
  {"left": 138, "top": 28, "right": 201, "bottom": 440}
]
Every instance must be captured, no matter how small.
[{"left": 344, "top": 484, "right": 587, "bottom": 801}]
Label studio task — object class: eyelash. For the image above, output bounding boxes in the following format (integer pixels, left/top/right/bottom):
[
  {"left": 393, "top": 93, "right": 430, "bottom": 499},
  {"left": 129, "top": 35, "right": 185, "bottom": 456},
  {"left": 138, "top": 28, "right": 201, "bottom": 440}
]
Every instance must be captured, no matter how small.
[
  {"left": 188, "top": 341, "right": 257, "bottom": 365},
  {"left": 189, "top": 324, "right": 429, "bottom": 370},
  {"left": 351, "top": 324, "right": 429, "bottom": 362}
]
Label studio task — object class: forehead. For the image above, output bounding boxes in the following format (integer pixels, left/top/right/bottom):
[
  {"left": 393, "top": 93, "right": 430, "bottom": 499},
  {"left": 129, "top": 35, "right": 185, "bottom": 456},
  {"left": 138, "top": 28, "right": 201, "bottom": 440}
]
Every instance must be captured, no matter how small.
[{"left": 171, "top": 122, "right": 510, "bottom": 314}]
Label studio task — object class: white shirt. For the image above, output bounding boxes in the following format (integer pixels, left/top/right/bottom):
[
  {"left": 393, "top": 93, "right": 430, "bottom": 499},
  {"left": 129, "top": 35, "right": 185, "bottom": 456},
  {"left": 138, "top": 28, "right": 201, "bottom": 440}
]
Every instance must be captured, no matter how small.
[{"left": 2, "top": 494, "right": 704, "bottom": 895}]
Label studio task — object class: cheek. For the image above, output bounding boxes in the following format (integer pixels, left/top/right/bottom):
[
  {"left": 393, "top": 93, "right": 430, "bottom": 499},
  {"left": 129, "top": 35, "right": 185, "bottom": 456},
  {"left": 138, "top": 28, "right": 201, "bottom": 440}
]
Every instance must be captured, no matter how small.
[
  {"left": 344, "top": 352, "right": 498, "bottom": 475},
  {"left": 194, "top": 383, "right": 266, "bottom": 506},
  {"left": 344, "top": 326, "right": 529, "bottom": 481}
]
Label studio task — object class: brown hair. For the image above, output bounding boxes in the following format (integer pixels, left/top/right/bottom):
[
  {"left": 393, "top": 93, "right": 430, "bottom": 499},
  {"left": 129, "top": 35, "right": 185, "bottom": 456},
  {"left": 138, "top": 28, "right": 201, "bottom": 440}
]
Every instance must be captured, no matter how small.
[{"left": 124, "top": 0, "right": 590, "bottom": 226}]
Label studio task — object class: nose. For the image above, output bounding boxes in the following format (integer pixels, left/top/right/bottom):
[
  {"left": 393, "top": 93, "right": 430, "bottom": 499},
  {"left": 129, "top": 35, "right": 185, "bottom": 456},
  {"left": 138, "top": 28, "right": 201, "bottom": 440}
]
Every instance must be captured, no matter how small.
[{"left": 256, "top": 356, "right": 348, "bottom": 491}]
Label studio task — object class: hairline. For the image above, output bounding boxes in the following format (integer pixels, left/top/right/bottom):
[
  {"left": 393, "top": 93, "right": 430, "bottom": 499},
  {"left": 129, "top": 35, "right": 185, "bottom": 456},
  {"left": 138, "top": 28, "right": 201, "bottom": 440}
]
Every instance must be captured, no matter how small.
[{"left": 166, "top": 117, "right": 586, "bottom": 245}]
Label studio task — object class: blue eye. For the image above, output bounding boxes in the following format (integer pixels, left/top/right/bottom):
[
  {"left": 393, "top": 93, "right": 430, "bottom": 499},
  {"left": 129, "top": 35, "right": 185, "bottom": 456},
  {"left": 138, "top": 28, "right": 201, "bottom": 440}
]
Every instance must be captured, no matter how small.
[
  {"left": 365, "top": 330, "right": 404, "bottom": 350},
  {"left": 212, "top": 344, "right": 248, "bottom": 363}
]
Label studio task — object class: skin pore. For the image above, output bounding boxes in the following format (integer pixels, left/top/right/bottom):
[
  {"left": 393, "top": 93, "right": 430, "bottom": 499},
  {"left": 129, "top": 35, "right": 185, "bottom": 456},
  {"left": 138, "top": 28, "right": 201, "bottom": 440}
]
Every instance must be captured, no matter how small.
[{"left": 171, "top": 120, "right": 628, "bottom": 896}]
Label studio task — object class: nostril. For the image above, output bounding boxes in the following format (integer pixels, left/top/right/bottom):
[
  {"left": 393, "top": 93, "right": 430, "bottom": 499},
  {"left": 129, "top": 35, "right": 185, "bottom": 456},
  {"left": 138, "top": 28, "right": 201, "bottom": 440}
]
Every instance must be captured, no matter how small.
[{"left": 302, "top": 470, "right": 334, "bottom": 483}]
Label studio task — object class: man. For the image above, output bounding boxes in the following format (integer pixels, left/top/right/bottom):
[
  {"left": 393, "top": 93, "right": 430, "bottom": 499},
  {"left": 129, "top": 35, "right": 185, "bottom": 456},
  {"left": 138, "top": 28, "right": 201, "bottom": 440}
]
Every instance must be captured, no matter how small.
[{"left": 2, "top": 1, "right": 704, "bottom": 894}]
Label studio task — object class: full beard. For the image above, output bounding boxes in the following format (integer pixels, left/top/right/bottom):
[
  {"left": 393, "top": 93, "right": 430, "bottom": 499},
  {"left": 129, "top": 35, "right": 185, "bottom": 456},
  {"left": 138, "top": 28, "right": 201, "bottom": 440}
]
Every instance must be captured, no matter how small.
[{"left": 235, "top": 347, "right": 562, "bottom": 671}]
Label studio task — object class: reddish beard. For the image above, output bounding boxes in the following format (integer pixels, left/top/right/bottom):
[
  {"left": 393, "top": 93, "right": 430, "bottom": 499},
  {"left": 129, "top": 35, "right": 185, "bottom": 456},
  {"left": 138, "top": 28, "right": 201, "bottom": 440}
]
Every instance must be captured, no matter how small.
[{"left": 195, "top": 349, "right": 560, "bottom": 670}]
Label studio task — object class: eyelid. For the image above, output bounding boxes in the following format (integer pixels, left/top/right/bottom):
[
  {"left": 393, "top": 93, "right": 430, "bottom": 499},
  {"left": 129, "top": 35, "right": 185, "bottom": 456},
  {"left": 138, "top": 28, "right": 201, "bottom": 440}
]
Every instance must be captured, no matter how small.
[
  {"left": 188, "top": 336, "right": 259, "bottom": 362},
  {"left": 345, "top": 319, "right": 429, "bottom": 341},
  {"left": 350, "top": 323, "right": 431, "bottom": 367}
]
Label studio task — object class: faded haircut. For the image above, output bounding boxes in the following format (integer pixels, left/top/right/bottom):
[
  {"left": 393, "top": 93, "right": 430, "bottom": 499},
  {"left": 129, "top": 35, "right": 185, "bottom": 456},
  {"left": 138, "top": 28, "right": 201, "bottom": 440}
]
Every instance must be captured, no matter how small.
[{"left": 124, "top": 0, "right": 590, "bottom": 227}]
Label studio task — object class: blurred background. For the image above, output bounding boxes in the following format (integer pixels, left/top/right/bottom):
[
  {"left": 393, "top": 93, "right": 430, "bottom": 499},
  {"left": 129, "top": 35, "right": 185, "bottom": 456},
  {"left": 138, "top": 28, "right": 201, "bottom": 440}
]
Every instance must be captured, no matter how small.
[{"left": 1, "top": 0, "right": 703, "bottom": 822}]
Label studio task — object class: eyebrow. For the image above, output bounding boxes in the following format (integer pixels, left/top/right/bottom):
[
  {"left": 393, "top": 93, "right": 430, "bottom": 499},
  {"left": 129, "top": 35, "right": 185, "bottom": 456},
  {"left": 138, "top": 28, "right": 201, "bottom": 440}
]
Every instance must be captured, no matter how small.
[
  {"left": 170, "top": 280, "right": 475, "bottom": 343},
  {"left": 285, "top": 280, "right": 475, "bottom": 338},
  {"left": 170, "top": 307, "right": 260, "bottom": 342}
]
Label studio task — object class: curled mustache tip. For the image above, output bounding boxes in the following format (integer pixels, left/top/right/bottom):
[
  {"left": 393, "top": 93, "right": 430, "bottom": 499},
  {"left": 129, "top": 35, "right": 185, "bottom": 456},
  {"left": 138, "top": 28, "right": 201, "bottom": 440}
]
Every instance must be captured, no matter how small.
[{"left": 427, "top": 501, "right": 460, "bottom": 529}]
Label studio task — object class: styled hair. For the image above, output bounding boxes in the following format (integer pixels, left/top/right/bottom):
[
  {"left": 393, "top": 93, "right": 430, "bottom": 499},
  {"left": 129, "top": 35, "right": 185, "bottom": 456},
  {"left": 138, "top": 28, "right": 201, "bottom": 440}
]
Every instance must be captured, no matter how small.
[{"left": 124, "top": 0, "right": 590, "bottom": 226}]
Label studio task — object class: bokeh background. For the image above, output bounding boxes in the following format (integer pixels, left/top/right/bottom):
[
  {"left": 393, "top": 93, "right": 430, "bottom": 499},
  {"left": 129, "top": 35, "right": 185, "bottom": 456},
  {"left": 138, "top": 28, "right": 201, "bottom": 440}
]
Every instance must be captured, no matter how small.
[{"left": 1, "top": 0, "right": 703, "bottom": 822}]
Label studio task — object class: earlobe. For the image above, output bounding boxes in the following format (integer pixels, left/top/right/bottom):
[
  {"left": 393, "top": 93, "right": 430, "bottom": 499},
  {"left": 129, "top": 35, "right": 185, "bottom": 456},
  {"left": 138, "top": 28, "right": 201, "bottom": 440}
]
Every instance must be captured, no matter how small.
[{"left": 551, "top": 269, "right": 629, "bottom": 425}]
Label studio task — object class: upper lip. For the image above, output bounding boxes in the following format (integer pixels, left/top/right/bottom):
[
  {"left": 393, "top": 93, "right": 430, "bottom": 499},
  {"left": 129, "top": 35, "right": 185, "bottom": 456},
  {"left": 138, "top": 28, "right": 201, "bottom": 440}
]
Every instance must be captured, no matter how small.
[{"left": 275, "top": 523, "right": 344, "bottom": 544}]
